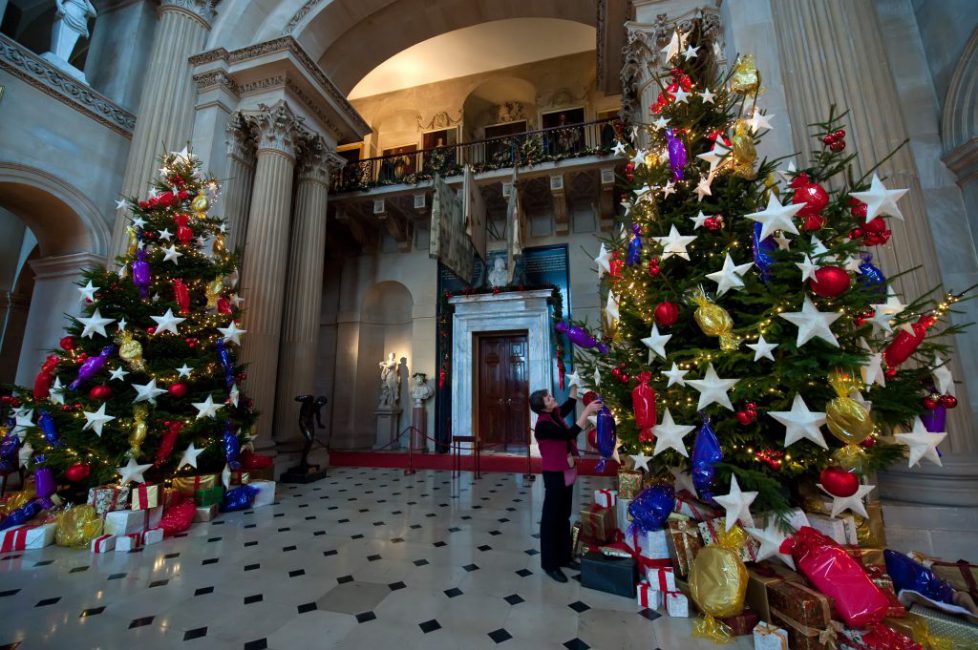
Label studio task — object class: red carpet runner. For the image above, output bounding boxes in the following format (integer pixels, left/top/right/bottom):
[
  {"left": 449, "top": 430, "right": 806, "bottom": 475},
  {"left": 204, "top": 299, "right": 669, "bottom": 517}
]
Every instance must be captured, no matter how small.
[{"left": 328, "top": 450, "right": 619, "bottom": 476}]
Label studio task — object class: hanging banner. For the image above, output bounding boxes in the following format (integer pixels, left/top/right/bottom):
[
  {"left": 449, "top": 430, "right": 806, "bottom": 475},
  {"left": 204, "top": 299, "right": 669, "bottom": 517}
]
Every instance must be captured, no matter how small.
[
  {"left": 505, "top": 169, "right": 524, "bottom": 285},
  {"left": 430, "top": 173, "right": 473, "bottom": 284},
  {"left": 463, "top": 165, "right": 488, "bottom": 261}
]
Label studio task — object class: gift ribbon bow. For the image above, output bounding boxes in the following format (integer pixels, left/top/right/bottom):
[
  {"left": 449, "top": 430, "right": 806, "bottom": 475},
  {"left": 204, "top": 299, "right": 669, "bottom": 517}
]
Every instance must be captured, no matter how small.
[{"left": 754, "top": 622, "right": 788, "bottom": 650}]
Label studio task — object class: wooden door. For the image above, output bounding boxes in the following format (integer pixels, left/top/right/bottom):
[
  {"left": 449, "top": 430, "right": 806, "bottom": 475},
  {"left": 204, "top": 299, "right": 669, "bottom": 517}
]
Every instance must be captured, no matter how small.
[{"left": 477, "top": 333, "right": 529, "bottom": 449}]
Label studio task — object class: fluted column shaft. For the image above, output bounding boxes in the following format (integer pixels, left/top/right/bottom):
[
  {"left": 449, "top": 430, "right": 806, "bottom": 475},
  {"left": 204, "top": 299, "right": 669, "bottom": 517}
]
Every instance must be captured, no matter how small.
[
  {"left": 238, "top": 101, "right": 301, "bottom": 448},
  {"left": 108, "top": 0, "right": 214, "bottom": 263},
  {"left": 223, "top": 114, "right": 256, "bottom": 255},
  {"left": 273, "top": 139, "right": 335, "bottom": 446},
  {"left": 771, "top": 0, "right": 974, "bottom": 453}
]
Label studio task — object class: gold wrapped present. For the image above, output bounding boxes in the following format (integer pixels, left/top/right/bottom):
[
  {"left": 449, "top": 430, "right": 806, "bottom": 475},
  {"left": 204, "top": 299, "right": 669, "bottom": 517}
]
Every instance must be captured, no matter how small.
[
  {"left": 172, "top": 474, "right": 218, "bottom": 496},
  {"left": 580, "top": 504, "right": 615, "bottom": 545},
  {"left": 666, "top": 518, "right": 703, "bottom": 578},
  {"left": 617, "top": 470, "right": 642, "bottom": 499},
  {"left": 853, "top": 501, "right": 887, "bottom": 547}
]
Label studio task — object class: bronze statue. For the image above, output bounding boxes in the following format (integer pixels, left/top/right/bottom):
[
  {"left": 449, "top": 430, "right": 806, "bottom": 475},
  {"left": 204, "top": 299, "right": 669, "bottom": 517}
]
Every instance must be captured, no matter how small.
[{"left": 294, "top": 394, "right": 327, "bottom": 473}]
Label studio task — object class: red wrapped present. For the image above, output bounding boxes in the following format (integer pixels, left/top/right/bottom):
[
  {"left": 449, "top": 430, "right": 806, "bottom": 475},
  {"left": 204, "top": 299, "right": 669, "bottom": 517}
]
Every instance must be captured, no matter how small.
[
  {"left": 720, "top": 606, "right": 759, "bottom": 636},
  {"left": 783, "top": 526, "right": 889, "bottom": 628},
  {"left": 839, "top": 622, "right": 922, "bottom": 650}
]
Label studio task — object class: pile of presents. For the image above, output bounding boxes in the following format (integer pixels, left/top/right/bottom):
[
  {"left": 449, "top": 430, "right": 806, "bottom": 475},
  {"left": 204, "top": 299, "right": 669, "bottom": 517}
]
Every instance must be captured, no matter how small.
[
  {"left": 0, "top": 468, "right": 276, "bottom": 554},
  {"left": 572, "top": 470, "right": 978, "bottom": 649}
]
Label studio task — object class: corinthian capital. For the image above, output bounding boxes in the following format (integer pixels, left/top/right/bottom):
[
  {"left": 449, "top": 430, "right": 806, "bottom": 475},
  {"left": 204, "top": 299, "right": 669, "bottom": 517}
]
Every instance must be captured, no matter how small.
[
  {"left": 160, "top": 0, "right": 219, "bottom": 28},
  {"left": 249, "top": 100, "right": 305, "bottom": 159},
  {"left": 226, "top": 111, "right": 257, "bottom": 161}
]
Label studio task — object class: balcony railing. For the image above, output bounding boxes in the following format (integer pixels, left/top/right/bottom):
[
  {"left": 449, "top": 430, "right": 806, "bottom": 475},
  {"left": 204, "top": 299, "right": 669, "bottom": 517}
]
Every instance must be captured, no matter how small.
[{"left": 332, "top": 117, "right": 623, "bottom": 193}]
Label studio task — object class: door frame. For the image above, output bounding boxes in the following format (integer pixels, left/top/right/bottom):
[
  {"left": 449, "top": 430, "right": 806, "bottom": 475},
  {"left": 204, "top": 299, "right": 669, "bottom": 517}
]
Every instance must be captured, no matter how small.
[{"left": 474, "top": 329, "right": 529, "bottom": 449}]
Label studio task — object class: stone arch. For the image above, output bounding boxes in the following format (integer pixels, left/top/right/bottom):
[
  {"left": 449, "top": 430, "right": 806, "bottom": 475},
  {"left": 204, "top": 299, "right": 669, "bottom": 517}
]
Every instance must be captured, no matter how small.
[
  {"left": 355, "top": 281, "right": 414, "bottom": 443},
  {"left": 462, "top": 75, "right": 539, "bottom": 141},
  {"left": 209, "top": 0, "right": 597, "bottom": 96},
  {"left": 0, "top": 163, "right": 109, "bottom": 257},
  {"left": 941, "top": 25, "right": 978, "bottom": 156}
]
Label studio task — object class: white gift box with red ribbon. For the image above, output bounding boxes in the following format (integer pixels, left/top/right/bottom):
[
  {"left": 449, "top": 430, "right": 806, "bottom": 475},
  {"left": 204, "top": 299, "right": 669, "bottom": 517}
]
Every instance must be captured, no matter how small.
[
  {"left": 594, "top": 489, "right": 618, "bottom": 509},
  {"left": 646, "top": 566, "right": 676, "bottom": 592},
  {"left": 142, "top": 528, "right": 164, "bottom": 546},
  {"left": 104, "top": 505, "right": 163, "bottom": 535},
  {"left": 115, "top": 532, "right": 143, "bottom": 552},
  {"left": 90, "top": 534, "right": 115, "bottom": 553},
  {"left": 665, "top": 591, "right": 689, "bottom": 617},
  {"left": 624, "top": 528, "right": 671, "bottom": 561},
  {"left": 752, "top": 621, "right": 789, "bottom": 650},
  {"left": 0, "top": 524, "right": 56, "bottom": 552},
  {"left": 636, "top": 581, "right": 663, "bottom": 609}
]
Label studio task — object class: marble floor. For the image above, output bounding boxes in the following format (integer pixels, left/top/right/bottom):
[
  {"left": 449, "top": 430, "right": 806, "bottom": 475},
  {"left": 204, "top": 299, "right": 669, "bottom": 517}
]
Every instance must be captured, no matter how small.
[{"left": 0, "top": 467, "right": 755, "bottom": 650}]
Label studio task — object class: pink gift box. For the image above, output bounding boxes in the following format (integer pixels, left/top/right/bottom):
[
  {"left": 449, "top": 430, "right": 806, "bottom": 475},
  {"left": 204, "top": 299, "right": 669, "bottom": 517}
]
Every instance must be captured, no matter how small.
[
  {"left": 637, "top": 581, "right": 663, "bottom": 609},
  {"left": 594, "top": 489, "right": 618, "bottom": 509},
  {"left": 665, "top": 591, "right": 689, "bottom": 617},
  {"left": 90, "top": 534, "right": 115, "bottom": 553},
  {"left": 646, "top": 566, "right": 676, "bottom": 592}
]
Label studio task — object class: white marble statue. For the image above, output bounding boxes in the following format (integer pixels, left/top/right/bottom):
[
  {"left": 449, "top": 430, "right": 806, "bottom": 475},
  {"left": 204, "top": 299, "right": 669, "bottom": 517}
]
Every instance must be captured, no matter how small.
[
  {"left": 44, "top": 0, "right": 97, "bottom": 81},
  {"left": 410, "top": 373, "right": 433, "bottom": 406},
  {"left": 378, "top": 352, "right": 400, "bottom": 408},
  {"left": 488, "top": 257, "right": 508, "bottom": 288}
]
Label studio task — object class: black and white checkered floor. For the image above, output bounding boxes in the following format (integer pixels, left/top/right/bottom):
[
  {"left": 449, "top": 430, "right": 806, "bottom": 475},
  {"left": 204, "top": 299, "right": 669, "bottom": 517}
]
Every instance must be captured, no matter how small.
[{"left": 0, "top": 467, "right": 753, "bottom": 649}]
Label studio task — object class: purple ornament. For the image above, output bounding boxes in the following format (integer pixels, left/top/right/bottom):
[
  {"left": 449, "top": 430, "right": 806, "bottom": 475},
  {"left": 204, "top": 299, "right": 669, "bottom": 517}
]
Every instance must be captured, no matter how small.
[
  {"left": 921, "top": 403, "right": 947, "bottom": 433},
  {"left": 626, "top": 224, "right": 643, "bottom": 266},
  {"left": 0, "top": 431, "right": 20, "bottom": 472},
  {"left": 69, "top": 345, "right": 115, "bottom": 391},
  {"left": 594, "top": 405, "right": 617, "bottom": 472},
  {"left": 34, "top": 465, "right": 57, "bottom": 509},
  {"left": 628, "top": 484, "right": 675, "bottom": 532},
  {"left": 665, "top": 129, "right": 687, "bottom": 182},
  {"left": 752, "top": 222, "right": 776, "bottom": 283},
  {"left": 132, "top": 248, "right": 151, "bottom": 298},
  {"left": 555, "top": 321, "right": 608, "bottom": 354},
  {"left": 216, "top": 339, "right": 235, "bottom": 390},
  {"left": 691, "top": 416, "right": 723, "bottom": 505},
  {"left": 0, "top": 499, "right": 42, "bottom": 530},
  {"left": 224, "top": 420, "right": 241, "bottom": 470},
  {"left": 37, "top": 410, "right": 61, "bottom": 448}
]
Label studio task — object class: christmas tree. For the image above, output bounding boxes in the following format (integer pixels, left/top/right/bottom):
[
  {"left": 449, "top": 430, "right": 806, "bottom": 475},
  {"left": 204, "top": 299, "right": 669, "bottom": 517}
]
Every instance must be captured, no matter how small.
[
  {"left": 7, "top": 149, "right": 257, "bottom": 492},
  {"left": 569, "top": 37, "right": 968, "bottom": 518}
]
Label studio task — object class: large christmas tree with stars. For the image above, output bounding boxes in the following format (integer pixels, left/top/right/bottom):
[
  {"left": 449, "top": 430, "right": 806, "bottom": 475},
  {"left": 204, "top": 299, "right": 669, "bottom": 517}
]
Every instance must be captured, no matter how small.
[
  {"left": 5, "top": 149, "right": 257, "bottom": 492},
  {"left": 568, "top": 35, "right": 969, "bottom": 519}
]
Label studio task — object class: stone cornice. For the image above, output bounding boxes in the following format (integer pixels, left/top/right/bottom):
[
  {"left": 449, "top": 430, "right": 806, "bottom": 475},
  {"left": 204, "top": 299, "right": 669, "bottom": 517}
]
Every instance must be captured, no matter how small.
[
  {"left": 160, "top": 0, "right": 218, "bottom": 30},
  {"left": 283, "top": 0, "right": 323, "bottom": 35},
  {"left": 30, "top": 252, "right": 107, "bottom": 278},
  {"left": 0, "top": 33, "right": 135, "bottom": 137},
  {"left": 193, "top": 69, "right": 238, "bottom": 94},
  {"left": 189, "top": 36, "right": 370, "bottom": 141}
]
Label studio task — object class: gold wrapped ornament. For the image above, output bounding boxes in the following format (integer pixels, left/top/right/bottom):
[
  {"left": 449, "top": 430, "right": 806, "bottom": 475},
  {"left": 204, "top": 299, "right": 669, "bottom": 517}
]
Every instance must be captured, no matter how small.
[
  {"left": 206, "top": 277, "right": 224, "bottom": 310},
  {"left": 690, "top": 525, "right": 749, "bottom": 643},
  {"left": 826, "top": 370, "right": 874, "bottom": 444},
  {"left": 55, "top": 504, "right": 103, "bottom": 548},
  {"left": 730, "top": 120, "right": 758, "bottom": 180},
  {"left": 690, "top": 288, "right": 738, "bottom": 351},
  {"left": 130, "top": 403, "right": 149, "bottom": 458},
  {"left": 730, "top": 54, "right": 760, "bottom": 95},
  {"left": 115, "top": 330, "right": 145, "bottom": 372},
  {"left": 126, "top": 226, "right": 139, "bottom": 257},
  {"left": 191, "top": 191, "right": 209, "bottom": 216}
]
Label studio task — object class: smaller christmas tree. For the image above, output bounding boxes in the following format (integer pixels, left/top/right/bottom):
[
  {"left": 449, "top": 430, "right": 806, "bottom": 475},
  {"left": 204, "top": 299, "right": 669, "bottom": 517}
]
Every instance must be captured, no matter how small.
[{"left": 8, "top": 149, "right": 257, "bottom": 495}]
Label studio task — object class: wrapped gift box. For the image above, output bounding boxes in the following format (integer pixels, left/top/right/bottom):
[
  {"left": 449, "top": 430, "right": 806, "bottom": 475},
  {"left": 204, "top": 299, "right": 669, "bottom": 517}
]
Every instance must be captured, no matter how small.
[
  {"left": 130, "top": 483, "right": 159, "bottom": 510},
  {"left": 769, "top": 578, "right": 838, "bottom": 650},
  {"left": 229, "top": 470, "right": 250, "bottom": 486},
  {"left": 806, "top": 512, "right": 858, "bottom": 545},
  {"left": 193, "top": 504, "right": 218, "bottom": 522},
  {"left": 594, "top": 489, "right": 617, "bottom": 509},
  {"left": 624, "top": 528, "right": 670, "bottom": 562},
  {"left": 666, "top": 518, "right": 703, "bottom": 578},
  {"left": 87, "top": 485, "right": 130, "bottom": 517},
  {"left": 617, "top": 470, "right": 643, "bottom": 500},
  {"left": 753, "top": 622, "right": 789, "bottom": 650},
  {"left": 646, "top": 566, "right": 676, "bottom": 592},
  {"left": 637, "top": 581, "right": 663, "bottom": 609},
  {"left": 194, "top": 486, "right": 224, "bottom": 508},
  {"left": 697, "top": 517, "right": 760, "bottom": 562},
  {"left": 161, "top": 488, "right": 185, "bottom": 510},
  {"left": 616, "top": 498, "right": 633, "bottom": 532},
  {"left": 746, "top": 562, "right": 806, "bottom": 623},
  {"left": 571, "top": 521, "right": 583, "bottom": 557},
  {"left": 90, "top": 534, "right": 115, "bottom": 553},
  {"left": 853, "top": 501, "right": 886, "bottom": 547},
  {"left": 665, "top": 591, "right": 690, "bottom": 617},
  {"left": 581, "top": 504, "right": 616, "bottom": 545},
  {"left": 721, "top": 606, "right": 760, "bottom": 636},
  {"left": 115, "top": 532, "right": 142, "bottom": 552},
  {"left": 172, "top": 474, "right": 218, "bottom": 496},
  {"left": 908, "top": 604, "right": 978, "bottom": 648},
  {"left": 104, "top": 505, "right": 163, "bottom": 535},
  {"left": 770, "top": 609, "right": 839, "bottom": 650},
  {"left": 839, "top": 623, "right": 922, "bottom": 650},
  {"left": 141, "top": 528, "right": 163, "bottom": 546},
  {"left": 0, "top": 524, "right": 55, "bottom": 551},
  {"left": 674, "top": 490, "right": 720, "bottom": 521},
  {"left": 581, "top": 551, "right": 637, "bottom": 598},
  {"left": 250, "top": 480, "right": 276, "bottom": 508}
]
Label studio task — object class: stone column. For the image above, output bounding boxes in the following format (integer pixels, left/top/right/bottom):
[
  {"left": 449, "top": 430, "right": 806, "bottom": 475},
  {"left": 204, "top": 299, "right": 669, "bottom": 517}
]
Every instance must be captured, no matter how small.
[
  {"left": 15, "top": 252, "right": 105, "bottom": 386},
  {"left": 223, "top": 112, "right": 257, "bottom": 254},
  {"left": 273, "top": 136, "right": 340, "bottom": 449},
  {"left": 108, "top": 0, "right": 215, "bottom": 263},
  {"left": 238, "top": 101, "right": 302, "bottom": 450},
  {"left": 771, "top": 0, "right": 974, "bottom": 451}
]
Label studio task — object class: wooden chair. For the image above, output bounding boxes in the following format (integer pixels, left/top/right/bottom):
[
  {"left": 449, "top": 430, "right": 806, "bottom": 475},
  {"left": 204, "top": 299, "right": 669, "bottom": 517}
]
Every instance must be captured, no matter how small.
[{"left": 451, "top": 435, "right": 481, "bottom": 479}]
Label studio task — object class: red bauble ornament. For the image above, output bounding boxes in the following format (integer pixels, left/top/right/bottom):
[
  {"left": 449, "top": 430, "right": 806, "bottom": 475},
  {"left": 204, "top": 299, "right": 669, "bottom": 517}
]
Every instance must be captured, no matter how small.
[
  {"left": 619, "top": 373, "right": 630, "bottom": 384},
  {"left": 653, "top": 301, "right": 680, "bottom": 327},
  {"left": 168, "top": 382, "right": 188, "bottom": 398},
  {"left": 802, "top": 214, "right": 826, "bottom": 231},
  {"left": 174, "top": 213, "right": 194, "bottom": 244},
  {"left": 745, "top": 402, "right": 758, "bottom": 415},
  {"left": 809, "top": 266, "right": 851, "bottom": 297},
  {"left": 830, "top": 141, "right": 846, "bottom": 152},
  {"left": 849, "top": 198, "right": 868, "bottom": 220},
  {"left": 736, "top": 410, "right": 753, "bottom": 426},
  {"left": 88, "top": 385, "right": 112, "bottom": 400},
  {"left": 860, "top": 435, "right": 878, "bottom": 449},
  {"left": 940, "top": 394, "right": 958, "bottom": 409},
  {"left": 146, "top": 327, "right": 156, "bottom": 335},
  {"left": 59, "top": 336, "right": 76, "bottom": 351},
  {"left": 922, "top": 395, "right": 939, "bottom": 410},
  {"left": 820, "top": 466, "right": 860, "bottom": 498},
  {"left": 582, "top": 391, "right": 599, "bottom": 406},
  {"left": 625, "top": 162, "right": 635, "bottom": 172},
  {"left": 64, "top": 463, "right": 91, "bottom": 482},
  {"left": 833, "top": 129, "right": 846, "bottom": 140},
  {"left": 791, "top": 175, "right": 830, "bottom": 217}
]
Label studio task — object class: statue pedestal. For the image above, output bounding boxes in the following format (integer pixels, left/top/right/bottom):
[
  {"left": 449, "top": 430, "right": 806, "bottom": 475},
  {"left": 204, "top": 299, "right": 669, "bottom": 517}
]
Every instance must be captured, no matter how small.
[
  {"left": 411, "top": 402, "right": 428, "bottom": 453},
  {"left": 375, "top": 407, "right": 402, "bottom": 449}
]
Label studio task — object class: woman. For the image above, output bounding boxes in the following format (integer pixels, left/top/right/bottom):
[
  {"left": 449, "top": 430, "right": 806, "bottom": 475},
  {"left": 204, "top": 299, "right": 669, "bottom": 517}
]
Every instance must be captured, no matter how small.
[{"left": 531, "top": 385, "right": 603, "bottom": 583}]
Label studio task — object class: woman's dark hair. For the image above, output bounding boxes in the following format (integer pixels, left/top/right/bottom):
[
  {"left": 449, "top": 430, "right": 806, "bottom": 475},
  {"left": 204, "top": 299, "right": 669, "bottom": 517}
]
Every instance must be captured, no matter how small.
[{"left": 529, "top": 389, "right": 549, "bottom": 414}]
